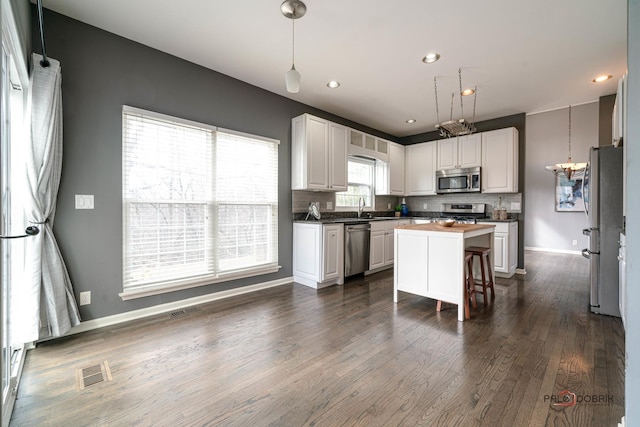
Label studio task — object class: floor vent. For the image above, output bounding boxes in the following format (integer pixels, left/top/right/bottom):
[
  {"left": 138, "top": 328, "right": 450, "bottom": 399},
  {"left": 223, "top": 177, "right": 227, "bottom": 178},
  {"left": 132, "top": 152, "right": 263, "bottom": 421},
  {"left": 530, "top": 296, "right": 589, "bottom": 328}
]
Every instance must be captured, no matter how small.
[
  {"left": 76, "top": 361, "right": 112, "bottom": 391},
  {"left": 169, "top": 306, "right": 199, "bottom": 318}
]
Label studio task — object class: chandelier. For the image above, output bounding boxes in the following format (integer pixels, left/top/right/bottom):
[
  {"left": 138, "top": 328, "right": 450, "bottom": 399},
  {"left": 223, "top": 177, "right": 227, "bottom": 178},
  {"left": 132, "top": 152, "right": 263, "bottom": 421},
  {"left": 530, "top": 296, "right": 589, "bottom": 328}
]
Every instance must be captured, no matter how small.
[{"left": 545, "top": 105, "right": 587, "bottom": 180}]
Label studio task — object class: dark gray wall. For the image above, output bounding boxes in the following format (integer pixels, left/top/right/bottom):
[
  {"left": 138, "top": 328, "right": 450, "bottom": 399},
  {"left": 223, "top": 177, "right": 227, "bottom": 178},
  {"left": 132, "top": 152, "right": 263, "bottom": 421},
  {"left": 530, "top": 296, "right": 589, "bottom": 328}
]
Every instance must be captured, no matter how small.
[
  {"left": 399, "top": 114, "right": 527, "bottom": 270},
  {"left": 626, "top": 0, "right": 639, "bottom": 423},
  {"left": 35, "top": 8, "right": 396, "bottom": 321}
]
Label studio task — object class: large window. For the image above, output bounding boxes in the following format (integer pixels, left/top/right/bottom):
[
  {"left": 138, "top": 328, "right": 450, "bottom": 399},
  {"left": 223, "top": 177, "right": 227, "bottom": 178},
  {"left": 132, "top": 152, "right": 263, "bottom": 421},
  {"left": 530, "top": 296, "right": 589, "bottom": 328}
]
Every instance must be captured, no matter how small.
[
  {"left": 336, "top": 157, "right": 375, "bottom": 209},
  {"left": 121, "top": 106, "right": 279, "bottom": 299}
]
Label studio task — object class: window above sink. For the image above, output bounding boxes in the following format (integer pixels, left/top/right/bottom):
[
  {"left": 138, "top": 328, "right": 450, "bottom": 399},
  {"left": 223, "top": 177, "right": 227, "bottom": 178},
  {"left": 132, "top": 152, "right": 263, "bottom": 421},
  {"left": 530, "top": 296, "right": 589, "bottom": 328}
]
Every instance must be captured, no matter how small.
[{"left": 336, "top": 157, "right": 375, "bottom": 210}]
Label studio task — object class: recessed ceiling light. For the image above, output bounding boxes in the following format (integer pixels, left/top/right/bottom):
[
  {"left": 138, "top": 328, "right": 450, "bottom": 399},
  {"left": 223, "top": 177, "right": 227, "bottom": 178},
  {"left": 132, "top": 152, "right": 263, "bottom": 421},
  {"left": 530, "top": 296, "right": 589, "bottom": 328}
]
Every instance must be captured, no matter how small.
[
  {"left": 592, "top": 75, "right": 613, "bottom": 83},
  {"left": 461, "top": 88, "right": 475, "bottom": 96},
  {"left": 406, "top": 119, "right": 416, "bottom": 124},
  {"left": 327, "top": 80, "right": 341, "bottom": 88},
  {"left": 422, "top": 52, "right": 441, "bottom": 64}
]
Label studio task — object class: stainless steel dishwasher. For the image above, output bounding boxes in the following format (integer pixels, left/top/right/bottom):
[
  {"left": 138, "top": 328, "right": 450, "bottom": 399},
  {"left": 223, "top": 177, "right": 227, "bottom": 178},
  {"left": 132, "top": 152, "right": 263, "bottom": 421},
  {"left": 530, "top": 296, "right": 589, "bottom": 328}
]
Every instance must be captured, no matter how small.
[{"left": 344, "top": 222, "right": 371, "bottom": 277}]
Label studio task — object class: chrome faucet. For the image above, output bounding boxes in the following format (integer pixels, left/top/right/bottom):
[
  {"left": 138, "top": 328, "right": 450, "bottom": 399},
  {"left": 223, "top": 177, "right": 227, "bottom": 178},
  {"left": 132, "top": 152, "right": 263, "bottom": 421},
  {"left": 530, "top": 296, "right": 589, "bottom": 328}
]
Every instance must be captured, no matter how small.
[{"left": 358, "top": 197, "right": 365, "bottom": 218}]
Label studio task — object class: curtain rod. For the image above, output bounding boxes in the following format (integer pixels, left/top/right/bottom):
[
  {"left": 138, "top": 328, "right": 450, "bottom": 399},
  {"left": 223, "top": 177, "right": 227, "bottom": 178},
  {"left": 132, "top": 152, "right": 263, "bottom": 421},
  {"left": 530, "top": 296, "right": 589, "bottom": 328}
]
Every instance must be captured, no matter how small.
[{"left": 37, "top": 0, "right": 50, "bottom": 67}]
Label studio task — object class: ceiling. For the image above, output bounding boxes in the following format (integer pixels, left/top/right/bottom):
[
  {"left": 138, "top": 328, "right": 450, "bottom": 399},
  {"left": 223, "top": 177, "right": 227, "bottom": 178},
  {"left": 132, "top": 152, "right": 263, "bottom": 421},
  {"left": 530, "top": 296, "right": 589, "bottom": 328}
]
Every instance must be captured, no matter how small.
[{"left": 40, "top": 0, "right": 627, "bottom": 137}]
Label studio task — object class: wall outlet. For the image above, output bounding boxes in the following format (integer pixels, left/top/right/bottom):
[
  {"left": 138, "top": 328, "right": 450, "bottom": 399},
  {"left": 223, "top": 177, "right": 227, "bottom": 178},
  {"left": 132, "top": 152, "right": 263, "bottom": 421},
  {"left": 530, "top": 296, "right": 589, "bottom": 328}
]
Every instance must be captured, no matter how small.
[
  {"left": 423, "top": 203, "right": 428, "bottom": 210},
  {"left": 510, "top": 202, "right": 521, "bottom": 211},
  {"left": 326, "top": 201, "right": 333, "bottom": 210},
  {"left": 79, "top": 291, "right": 91, "bottom": 306},
  {"left": 387, "top": 203, "right": 391, "bottom": 209},
  {"left": 572, "top": 240, "right": 578, "bottom": 246}
]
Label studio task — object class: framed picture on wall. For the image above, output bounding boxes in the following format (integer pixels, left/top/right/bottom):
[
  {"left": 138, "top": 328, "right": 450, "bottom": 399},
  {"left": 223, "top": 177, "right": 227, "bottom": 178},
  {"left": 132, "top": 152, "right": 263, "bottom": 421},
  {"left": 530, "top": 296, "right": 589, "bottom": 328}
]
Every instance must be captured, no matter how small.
[{"left": 555, "top": 173, "right": 585, "bottom": 212}]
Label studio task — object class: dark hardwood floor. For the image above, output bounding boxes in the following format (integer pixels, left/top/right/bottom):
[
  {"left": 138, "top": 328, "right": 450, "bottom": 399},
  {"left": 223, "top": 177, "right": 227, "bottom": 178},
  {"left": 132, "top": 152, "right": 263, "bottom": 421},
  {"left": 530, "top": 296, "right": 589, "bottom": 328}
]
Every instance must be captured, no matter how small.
[{"left": 10, "top": 251, "right": 624, "bottom": 426}]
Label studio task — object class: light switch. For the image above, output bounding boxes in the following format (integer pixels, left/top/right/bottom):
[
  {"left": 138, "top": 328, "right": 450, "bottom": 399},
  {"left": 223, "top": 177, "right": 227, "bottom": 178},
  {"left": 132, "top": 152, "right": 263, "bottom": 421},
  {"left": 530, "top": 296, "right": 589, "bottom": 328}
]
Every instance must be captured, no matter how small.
[
  {"left": 510, "top": 202, "right": 521, "bottom": 211},
  {"left": 75, "top": 195, "right": 95, "bottom": 210},
  {"left": 423, "top": 203, "right": 428, "bottom": 209}
]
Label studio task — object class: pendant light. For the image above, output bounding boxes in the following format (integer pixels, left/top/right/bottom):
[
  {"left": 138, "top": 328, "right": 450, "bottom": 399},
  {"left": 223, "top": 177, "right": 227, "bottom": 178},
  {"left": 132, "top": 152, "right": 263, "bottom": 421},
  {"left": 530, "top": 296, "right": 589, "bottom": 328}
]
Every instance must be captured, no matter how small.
[
  {"left": 281, "top": 0, "right": 306, "bottom": 93},
  {"left": 545, "top": 105, "right": 587, "bottom": 180}
]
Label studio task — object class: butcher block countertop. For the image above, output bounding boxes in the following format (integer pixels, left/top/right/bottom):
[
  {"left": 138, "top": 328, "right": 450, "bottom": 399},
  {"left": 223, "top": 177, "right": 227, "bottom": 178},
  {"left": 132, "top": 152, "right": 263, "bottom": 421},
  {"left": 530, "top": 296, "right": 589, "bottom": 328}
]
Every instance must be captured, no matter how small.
[{"left": 395, "top": 223, "right": 496, "bottom": 233}]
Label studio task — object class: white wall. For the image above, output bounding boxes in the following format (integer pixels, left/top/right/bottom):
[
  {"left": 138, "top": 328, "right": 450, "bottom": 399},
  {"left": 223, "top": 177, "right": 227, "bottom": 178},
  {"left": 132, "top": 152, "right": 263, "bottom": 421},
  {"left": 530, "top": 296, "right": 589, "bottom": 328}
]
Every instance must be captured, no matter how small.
[{"left": 524, "top": 103, "right": 598, "bottom": 252}]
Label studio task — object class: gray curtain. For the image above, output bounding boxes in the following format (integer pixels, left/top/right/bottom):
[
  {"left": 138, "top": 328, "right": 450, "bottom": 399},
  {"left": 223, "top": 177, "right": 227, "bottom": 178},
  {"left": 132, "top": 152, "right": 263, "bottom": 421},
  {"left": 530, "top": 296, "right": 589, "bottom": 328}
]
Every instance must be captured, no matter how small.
[{"left": 20, "top": 53, "right": 80, "bottom": 341}]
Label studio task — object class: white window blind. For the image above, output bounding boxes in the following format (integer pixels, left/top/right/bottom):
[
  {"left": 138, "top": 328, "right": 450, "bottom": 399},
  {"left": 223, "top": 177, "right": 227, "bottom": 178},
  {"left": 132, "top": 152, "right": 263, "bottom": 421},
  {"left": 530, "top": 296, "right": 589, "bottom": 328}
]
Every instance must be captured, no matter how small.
[{"left": 122, "top": 106, "right": 279, "bottom": 298}]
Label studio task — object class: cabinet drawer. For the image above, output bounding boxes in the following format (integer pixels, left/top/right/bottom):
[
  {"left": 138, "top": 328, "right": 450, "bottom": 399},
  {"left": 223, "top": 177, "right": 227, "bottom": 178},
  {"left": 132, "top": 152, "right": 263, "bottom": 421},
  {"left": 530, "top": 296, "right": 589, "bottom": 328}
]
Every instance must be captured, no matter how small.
[
  {"left": 495, "top": 222, "right": 510, "bottom": 233},
  {"left": 385, "top": 220, "right": 400, "bottom": 231},
  {"left": 370, "top": 221, "right": 387, "bottom": 232}
]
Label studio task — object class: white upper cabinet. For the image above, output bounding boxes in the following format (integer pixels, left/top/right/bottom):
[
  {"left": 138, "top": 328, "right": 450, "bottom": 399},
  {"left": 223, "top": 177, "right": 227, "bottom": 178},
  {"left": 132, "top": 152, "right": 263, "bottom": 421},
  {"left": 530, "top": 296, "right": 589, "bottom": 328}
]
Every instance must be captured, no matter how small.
[
  {"left": 437, "top": 138, "right": 457, "bottom": 170},
  {"left": 437, "top": 134, "right": 481, "bottom": 170},
  {"left": 481, "top": 127, "right": 519, "bottom": 193},
  {"left": 376, "top": 141, "right": 405, "bottom": 196},
  {"left": 458, "top": 134, "right": 482, "bottom": 168},
  {"left": 291, "top": 114, "right": 348, "bottom": 191},
  {"left": 328, "top": 122, "right": 348, "bottom": 191},
  {"left": 405, "top": 141, "right": 437, "bottom": 196},
  {"left": 376, "top": 138, "right": 389, "bottom": 157},
  {"left": 348, "top": 129, "right": 390, "bottom": 162},
  {"left": 388, "top": 142, "right": 405, "bottom": 195}
]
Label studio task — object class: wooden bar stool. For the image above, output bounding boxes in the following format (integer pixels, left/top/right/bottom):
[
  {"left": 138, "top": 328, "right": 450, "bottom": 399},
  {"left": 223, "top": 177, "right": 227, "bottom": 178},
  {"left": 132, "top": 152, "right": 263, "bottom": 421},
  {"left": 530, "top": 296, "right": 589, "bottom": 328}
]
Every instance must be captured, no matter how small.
[
  {"left": 465, "top": 246, "right": 495, "bottom": 305},
  {"left": 437, "top": 251, "right": 477, "bottom": 319}
]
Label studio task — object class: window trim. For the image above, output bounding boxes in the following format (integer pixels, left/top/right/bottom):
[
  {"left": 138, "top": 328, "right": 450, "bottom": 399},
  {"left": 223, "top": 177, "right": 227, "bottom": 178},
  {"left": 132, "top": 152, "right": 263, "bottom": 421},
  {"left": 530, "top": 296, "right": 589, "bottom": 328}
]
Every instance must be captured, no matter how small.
[
  {"left": 120, "top": 106, "right": 280, "bottom": 300},
  {"left": 335, "top": 156, "right": 376, "bottom": 211},
  {"left": 118, "top": 264, "right": 281, "bottom": 300}
]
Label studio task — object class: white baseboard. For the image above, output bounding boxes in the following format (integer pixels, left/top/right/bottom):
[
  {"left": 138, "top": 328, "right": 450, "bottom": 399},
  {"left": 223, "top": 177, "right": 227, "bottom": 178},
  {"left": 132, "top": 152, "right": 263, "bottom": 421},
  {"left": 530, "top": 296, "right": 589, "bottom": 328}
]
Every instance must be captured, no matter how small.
[
  {"left": 67, "top": 276, "right": 294, "bottom": 336},
  {"left": 525, "top": 246, "right": 583, "bottom": 255}
]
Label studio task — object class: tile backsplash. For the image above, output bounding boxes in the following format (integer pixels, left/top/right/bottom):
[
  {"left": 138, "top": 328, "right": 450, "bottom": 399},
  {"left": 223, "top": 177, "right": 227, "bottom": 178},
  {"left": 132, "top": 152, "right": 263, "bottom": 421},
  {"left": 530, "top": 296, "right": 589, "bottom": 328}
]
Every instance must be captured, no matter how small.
[
  {"left": 292, "top": 190, "right": 522, "bottom": 214},
  {"left": 292, "top": 191, "right": 335, "bottom": 213},
  {"left": 405, "top": 193, "right": 523, "bottom": 213},
  {"left": 292, "top": 191, "right": 397, "bottom": 213}
]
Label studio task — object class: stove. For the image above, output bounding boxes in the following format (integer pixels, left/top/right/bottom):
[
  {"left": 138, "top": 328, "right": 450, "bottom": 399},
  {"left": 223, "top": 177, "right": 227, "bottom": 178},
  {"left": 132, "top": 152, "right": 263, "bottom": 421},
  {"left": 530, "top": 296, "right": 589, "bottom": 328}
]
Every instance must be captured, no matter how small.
[
  {"left": 440, "top": 203, "right": 486, "bottom": 224},
  {"left": 452, "top": 217, "right": 478, "bottom": 224}
]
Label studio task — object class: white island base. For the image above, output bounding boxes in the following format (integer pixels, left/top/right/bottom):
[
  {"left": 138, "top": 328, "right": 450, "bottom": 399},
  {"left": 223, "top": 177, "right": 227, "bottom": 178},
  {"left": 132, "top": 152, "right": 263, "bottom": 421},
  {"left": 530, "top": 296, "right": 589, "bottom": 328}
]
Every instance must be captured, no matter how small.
[{"left": 393, "top": 223, "right": 496, "bottom": 321}]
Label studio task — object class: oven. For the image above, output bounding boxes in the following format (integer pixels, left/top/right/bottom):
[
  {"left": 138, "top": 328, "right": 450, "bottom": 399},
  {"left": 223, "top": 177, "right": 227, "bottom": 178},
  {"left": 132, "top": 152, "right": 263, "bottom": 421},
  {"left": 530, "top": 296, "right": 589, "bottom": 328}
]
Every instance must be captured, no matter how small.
[{"left": 436, "top": 166, "right": 481, "bottom": 194}]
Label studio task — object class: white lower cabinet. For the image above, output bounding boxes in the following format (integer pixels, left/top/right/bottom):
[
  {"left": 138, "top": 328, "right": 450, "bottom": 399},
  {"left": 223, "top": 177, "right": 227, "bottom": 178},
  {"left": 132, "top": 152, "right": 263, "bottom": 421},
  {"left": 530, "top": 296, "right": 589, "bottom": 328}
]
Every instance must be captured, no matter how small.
[
  {"left": 384, "top": 229, "right": 395, "bottom": 265},
  {"left": 293, "top": 223, "right": 344, "bottom": 288},
  {"left": 369, "top": 229, "right": 386, "bottom": 270},
  {"left": 483, "top": 221, "right": 518, "bottom": 278},
  {"left": 369, "top": 219, "right": 410, "bottom": 271}
]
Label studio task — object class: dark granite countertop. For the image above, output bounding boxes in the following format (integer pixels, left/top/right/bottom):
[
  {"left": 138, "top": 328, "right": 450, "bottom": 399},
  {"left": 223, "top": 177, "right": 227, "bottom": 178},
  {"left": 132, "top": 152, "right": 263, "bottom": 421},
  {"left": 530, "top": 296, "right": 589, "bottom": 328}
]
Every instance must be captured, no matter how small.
[{"left": 477, "top": 218, "right": 519, "bottom": 223}]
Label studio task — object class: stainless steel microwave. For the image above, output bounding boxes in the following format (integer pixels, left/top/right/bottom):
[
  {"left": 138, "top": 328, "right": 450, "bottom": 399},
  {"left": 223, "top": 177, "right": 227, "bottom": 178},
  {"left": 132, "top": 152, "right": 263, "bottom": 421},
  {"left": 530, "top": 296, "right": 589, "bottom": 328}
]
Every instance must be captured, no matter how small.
[{"left": 436, "top": 166, "right": 481, "bottom": 194}]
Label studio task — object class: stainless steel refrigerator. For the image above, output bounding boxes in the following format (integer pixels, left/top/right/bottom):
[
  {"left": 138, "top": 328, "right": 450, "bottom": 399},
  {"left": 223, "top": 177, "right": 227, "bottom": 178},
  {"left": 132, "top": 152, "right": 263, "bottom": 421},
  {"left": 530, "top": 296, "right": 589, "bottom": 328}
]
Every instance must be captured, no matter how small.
[{"left": 582, "top": 145, "right": 623, "bottom": 317}]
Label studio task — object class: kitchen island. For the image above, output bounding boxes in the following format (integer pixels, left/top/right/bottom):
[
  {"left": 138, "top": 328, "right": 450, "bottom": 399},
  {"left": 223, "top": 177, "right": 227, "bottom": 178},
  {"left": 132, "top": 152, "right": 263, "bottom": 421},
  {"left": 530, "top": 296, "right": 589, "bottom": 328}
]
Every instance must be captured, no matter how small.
[{"left": 394, "top": 223, "right": 496, "bottom": 321}]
